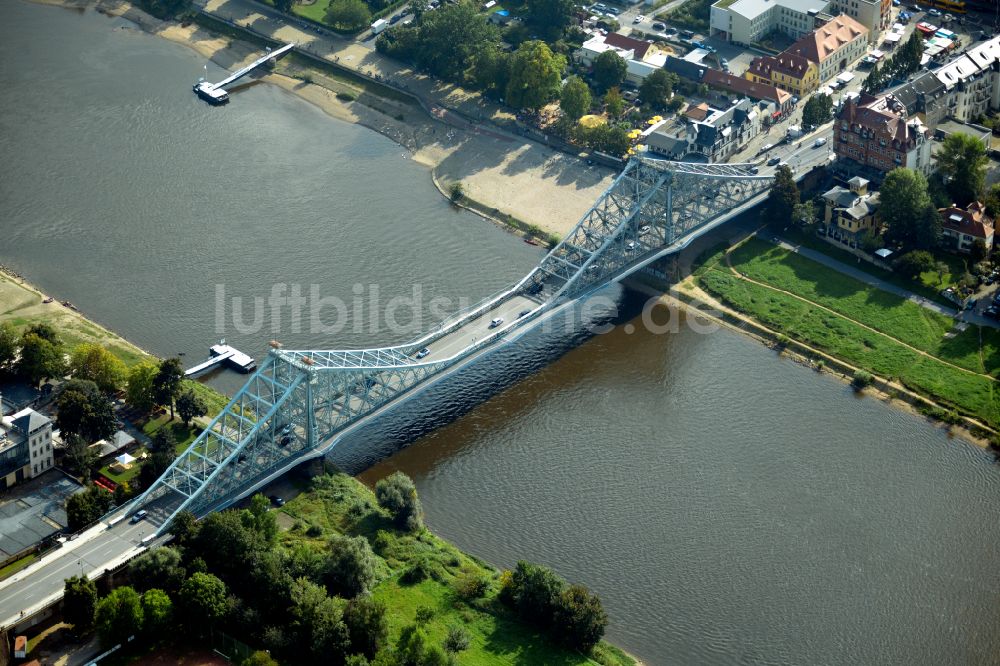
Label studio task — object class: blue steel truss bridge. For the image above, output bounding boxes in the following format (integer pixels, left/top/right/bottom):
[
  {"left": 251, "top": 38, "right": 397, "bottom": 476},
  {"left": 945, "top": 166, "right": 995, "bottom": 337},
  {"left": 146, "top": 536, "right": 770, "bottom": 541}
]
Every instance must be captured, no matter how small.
[{"left": 131, "top": 157, "right": 776, "bottom": 531}]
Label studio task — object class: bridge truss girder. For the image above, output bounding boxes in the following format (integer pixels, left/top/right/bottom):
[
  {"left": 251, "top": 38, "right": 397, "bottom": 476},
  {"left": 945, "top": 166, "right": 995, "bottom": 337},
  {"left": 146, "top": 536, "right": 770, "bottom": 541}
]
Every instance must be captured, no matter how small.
[{"left": 133, "top": 157, "right": 774, "bottom": 532}]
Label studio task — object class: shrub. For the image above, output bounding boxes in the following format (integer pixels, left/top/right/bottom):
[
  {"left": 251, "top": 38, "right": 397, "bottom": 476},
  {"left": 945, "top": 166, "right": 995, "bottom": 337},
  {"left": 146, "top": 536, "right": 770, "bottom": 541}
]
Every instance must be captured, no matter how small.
[
  {"left": 852, "top": 370, "right": 874, "bottom": 390},
  {"left": 375, "top": 471, "right": 424, "bottom": 532},
  {"left": 455, "top": 572, "right": 490, "bottom": 600},
  {"left": 306, "top": 525, "right": 324, "bottom": 537},
  {"left": 325, "top": 534, "right": 378, "bottom": 598},
  {"left": 414, "top": 606, "right": 435, "bottom": 624},
  {"left": 444, "top": 625, "right": 471, "bottom": 653},
  {"left": 401, "top": 558, "right": 431, "bottom": 584},
  {"left": 336, "top": 91, "right": 357, "bottom": 101},
  {"left": 449, "top": 182, "right": 464, "bottom": 203}
]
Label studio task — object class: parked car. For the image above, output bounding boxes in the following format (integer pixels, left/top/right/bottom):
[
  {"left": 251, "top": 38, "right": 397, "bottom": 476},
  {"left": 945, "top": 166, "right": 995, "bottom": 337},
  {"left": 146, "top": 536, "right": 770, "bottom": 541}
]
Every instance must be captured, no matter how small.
[
  {"left": 633, "top": 14, "right": 644, "bottom": 23},
  {"left": 652, "top": 21, "right": 666, "bottom": 30},
  {"left": 759, "top": 143, "right": 774, "bottom": 154},
  {"left": 928, "top": 7, "right": 941, "bottom": 16},
  {"left": 985, "top": 306, "right": 999, "bottom": 319},
  {"left": 268, "top": 495, "right": 285, "bottom": 507},
  {"left": 680, "top": 29, "right": 694, "bottom": 38}
]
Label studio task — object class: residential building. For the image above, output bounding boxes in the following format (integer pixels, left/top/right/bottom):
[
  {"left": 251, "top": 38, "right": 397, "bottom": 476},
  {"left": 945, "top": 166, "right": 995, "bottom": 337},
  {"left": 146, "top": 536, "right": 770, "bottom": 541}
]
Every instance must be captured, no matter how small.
[
  {"left": 0, "top": 408, "right": 54, "bottom": 490},
  {"left": 746, "top": 51, "right": 819, "bottom": 95},
  {"left": 785, "top": 14, "right": 868, "bottom": 84},
  {"left": 703, "top": 69, "right": 795, "bottom": 111},
  {"left": 931, "top": 35, "right": 1000, "bottom": 123},
  {"left": 577, "top": 33, "right": 668, "bottom": 84},
  {"left": 646, "top": 98, "right": 762, "bottom": 162},
  {"left": 939, "top": 201, "right": 994, "bottom": 253},
  {"left": 887, "top": 35, "right": 1000, "bottom": 129},
  {"left": 833, "top": 92, "right": 932, "bottom": 181},
  {"left": 820, "top": 176, "right": 881, "bottom": 244},
  {"left": 827, "top": 0, "right": 890, "bottom": 41},
  {"left": 709, "top": 0, "right": 828, "bottom": 45}
]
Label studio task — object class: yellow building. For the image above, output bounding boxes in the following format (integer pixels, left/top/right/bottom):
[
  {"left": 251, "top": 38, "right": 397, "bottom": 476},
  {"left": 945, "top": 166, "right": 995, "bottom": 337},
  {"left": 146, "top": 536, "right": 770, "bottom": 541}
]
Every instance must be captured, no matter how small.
[
  {"left": 745, "top": 52, "right": 818, "bottom": 96},
  {"left": 821, "top": 177, "right": 881, "bottom": 246}
]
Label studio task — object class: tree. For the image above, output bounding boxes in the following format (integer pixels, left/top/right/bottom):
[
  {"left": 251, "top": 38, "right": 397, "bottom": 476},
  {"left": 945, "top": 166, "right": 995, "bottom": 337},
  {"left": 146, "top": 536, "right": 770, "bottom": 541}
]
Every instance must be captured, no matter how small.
[
  {"left": 176, "top": 389, "right": 207, "bottom": 427},
  {"left": 764, "top": 165, "right": 799, "bottom": 229},
  {"left": 444, "top": 624, "right": 471, "bottom": 653},
  {"left": 167, "top": 510, "right": 199, "bottom": 546},
  {"left": 64, "top": 433, "right": 99, "bottom": 481},
  {"left": 139, "top": 448, "right": 175, "bottom": 490},
  {"left": 247, "top": 493, "right": 279, "bottom": 545},
  {"left": 325, "top": 534, "right": 378, "bottom": 598},
  {"left": 801, "top": 92, "right": 832, "bottom": 127},
  {"left": 793, "top": 200, "right": 816, "bottom": 226},
  {"left": 592, "top": 50, "right": 627, "bottom": 93},
  {"left": 129, "top": 546, "right": 186, "bottom": 594},
  {"left": 639, "top": 69, "right": 678, "bottom": 112},
  {"left": 880, "top": 168, "right": 935, "bottom": 249},
  {"left": 242, "top": 652, "right": 280, "bottom": 666},
  {"left": 153, "top": 358, "right": 184, "bottom": 420},
  {"left": 126, "top": 360, "right": 159, "bottom": 414},
  {"left": 179, "top": 572, "right": 229, "bottom": 631},
  {"left": 525, "top": 0, "right": 574, "bottom": 37},
  {"left": 936, "top": 132, "right": 988, "bottom": 207},
  {"left": 575, "top": 123, "right": 631, "bottom": 157},
  {"left": 375, "top": 471, "right": 424, "bottom": 531},
  {"left": 467, "top": 43, "right": 511, "bottom": 97},
  {"left": 603, "top": 87, "right": 625, "bottom": 118},
  {"left": 150, "top": 426, "right": 177, "bottom": 454},
  {"left": 289, "top": 577, "right": 351, "bottom": 661},
  {"left": 95, "top": 586, "right": 144, "bottom": 646},
  {"left": 500, "top": 561, "right": 564, "bottom": 624},
  {"left": 344, "top": 596, "right": 389, "bottom": 659},
  {"left": 18, "top": 325, "right": 65, "bottom": 386},
  {"left": 862, "top": 62, "right": 883, "bottom": 94},
  {"left": 971, "top": 239, "right": 989, "bottom": 264},
  {"left": 984, "top": 183, "right": 1000, "bottom": 218},
  {"left": 505, "top": 41, "right": 566, "bottom": 111},
  {"left": 559, "top": 75, "right": 591, "bottom": 121},
  {"left": 140, "top": 588, "right": 173, "bottom": 637},
  {"left": 66, "top": 484, "right": 114, "bottom": 531},
  {"left": 0, "top": 321, "right": 17, "bottom": 370},
  {"left": 894, "top": 250, "right": 936, "bottom": 279},
  {"left": 56, "top": 379, "right": 116, "bottom": 442},
  {"left": 273, "top": 0, "right": 293, "bottom": 11},
  {"left": 64, "top": 575, "right": 97, "bottom": 632},
  {"left": 554, "top": 584, "right": 607, "bottom": 652},
  {"left": 69, "top": 344, "right": 126, "bottom": 393},
  {"left": 325, "top": 0, "right": 371, "bottom": 31}
]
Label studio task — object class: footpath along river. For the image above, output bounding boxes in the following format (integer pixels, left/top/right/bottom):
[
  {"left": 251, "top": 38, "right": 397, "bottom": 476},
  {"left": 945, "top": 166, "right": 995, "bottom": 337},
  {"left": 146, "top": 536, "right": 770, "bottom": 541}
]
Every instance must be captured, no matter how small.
[{"left": 4, "top": 2, "right": 1000, "bottom": 664}]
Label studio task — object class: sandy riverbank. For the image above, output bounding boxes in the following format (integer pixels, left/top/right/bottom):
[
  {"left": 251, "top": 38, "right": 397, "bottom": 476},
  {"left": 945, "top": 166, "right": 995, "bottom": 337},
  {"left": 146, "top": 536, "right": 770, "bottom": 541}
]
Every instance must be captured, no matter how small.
[{"left": 43, "top": 0, "right": 615, "bottom": 238}]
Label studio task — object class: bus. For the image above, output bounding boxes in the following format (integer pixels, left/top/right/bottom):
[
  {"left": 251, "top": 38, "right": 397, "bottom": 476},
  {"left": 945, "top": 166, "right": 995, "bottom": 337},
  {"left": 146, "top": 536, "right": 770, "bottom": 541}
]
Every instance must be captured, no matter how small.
[{"left": 930, "top": 0, "right": 966, "bottom": 14}]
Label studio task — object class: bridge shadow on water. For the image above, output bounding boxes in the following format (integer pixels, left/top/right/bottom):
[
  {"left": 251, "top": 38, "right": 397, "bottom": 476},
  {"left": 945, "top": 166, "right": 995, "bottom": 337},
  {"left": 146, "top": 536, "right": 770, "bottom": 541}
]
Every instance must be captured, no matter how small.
[{"left": 325, "top": 284, "right": 653, "bottom": 474}]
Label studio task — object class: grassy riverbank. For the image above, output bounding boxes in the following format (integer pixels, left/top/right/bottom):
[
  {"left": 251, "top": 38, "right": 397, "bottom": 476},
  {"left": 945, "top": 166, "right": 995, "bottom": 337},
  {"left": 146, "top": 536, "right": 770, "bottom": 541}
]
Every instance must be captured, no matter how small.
[
  {"left": 694, "top": 240, "right": 1000, "bottom": 430},
  {"left": 277, "top": 472, "right": 636, "bottom": 666},
  {"left": 0, "top": 270, "right": 229, "bottom": 415}
]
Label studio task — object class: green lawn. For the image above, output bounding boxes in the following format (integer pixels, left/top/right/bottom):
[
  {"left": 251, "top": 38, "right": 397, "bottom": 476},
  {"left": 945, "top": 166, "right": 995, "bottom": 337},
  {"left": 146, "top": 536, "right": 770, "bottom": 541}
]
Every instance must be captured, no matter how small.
[
  {"left": 278, "top": 473, "right": 635, "bottom": 666},
  {"left": 698, "top": 268, "right": 1000, "bottom": 426},
  {"left": 0, "top": 553, "right": 38, "bottom": 581},
  {"left": 782, "top": 227, "right": 965, "bottom": 306},
  {"left": 728, "top": 239, "right": 993, "bottom": 375},
  {"left": 99, "top": 420, "right": 201, "bottom": 487}
]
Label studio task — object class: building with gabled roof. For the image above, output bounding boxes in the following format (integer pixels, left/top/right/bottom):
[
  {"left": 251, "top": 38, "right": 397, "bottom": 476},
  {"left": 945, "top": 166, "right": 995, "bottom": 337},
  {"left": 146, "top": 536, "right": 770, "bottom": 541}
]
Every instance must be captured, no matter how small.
[
  {"left": 939, "top": 201, "right": 994, "bottom": 254},
  {"left": 820, "top": 176, "right": 881, "bottom": 245},
  {"left": 833, "top": 93, "right": 932, "bottom": 181},
  {"left": 746, "top": 51, "right": 819, "bottom": 95},
  {"left": 786, "top": 14, "right": 868, "bottom": 84}
]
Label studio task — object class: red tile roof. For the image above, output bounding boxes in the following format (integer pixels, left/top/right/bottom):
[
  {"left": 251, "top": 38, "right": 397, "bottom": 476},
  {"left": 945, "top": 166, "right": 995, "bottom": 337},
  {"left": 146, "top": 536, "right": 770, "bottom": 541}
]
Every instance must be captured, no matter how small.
[
  {"left": 747, "top": 52, "right": 813, "bottom": 80},
  {"left": 703, "top": 69, "right": 793, "bottom": 106},
  {"left": 603, "top": 32, "right": 652, "bottom": 60},
  {"left": 787, "top": 14, "right": 868, "bottom": 63},
  {"left": 939, "top": 202, "right": 995, "bottom": 240}
]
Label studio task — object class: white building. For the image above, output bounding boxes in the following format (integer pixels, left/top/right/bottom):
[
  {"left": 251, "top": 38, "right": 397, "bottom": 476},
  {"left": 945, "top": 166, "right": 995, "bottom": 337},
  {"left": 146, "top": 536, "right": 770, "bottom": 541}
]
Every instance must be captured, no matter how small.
[
  {"left": 931, "top": 35, "right": 1000, "bottom": 123},
  {"left": 710, "top": 0, "right": 828, "bottom": 46},
  {"left": 577, "top": 32, "right": 669, "bottom": 85},
  {"left": 0, "top": 408, "right": 54, "bottom": 489},
  {"left": 827, "top": 0, "right": 888, "bottom": 42}
]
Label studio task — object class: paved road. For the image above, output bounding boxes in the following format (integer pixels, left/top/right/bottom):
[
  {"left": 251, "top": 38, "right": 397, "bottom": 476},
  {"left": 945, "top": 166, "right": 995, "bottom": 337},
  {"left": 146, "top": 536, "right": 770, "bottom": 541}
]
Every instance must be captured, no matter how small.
[{"left": 0, "top": 514, "right": 149, "bottom": 628}]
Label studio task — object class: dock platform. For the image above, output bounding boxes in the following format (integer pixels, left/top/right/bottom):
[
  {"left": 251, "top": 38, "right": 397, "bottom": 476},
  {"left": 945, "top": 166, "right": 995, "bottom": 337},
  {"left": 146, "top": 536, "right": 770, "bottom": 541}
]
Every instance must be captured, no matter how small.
[{"left": 184, "top": 343, "right": 256, "bottom": 377}]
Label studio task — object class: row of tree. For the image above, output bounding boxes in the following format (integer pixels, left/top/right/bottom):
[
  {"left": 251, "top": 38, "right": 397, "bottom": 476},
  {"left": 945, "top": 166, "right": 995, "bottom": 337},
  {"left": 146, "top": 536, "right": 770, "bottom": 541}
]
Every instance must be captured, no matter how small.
[{"left": 862, "top": 33, "right": 923, "bottom": 94}]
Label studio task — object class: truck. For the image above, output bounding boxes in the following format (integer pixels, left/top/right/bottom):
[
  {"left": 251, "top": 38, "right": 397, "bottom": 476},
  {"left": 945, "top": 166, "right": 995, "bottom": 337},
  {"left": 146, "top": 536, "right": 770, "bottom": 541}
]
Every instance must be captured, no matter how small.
[
  {"left": 786, "top": 124, "right": 803, "bottom": 139},
  {"left": 370, "top": 18, "right": 389, "bottom": 34}
]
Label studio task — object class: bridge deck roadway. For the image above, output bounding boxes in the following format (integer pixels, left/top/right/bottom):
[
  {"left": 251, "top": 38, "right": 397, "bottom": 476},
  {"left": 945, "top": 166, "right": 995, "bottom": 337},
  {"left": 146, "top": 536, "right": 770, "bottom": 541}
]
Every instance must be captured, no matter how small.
[
  {"left": 418, "top": 294, "right": 541, "bottom": 361},
  {"left": 0, "top": 513, "right": 149, "bottom": 628}
]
